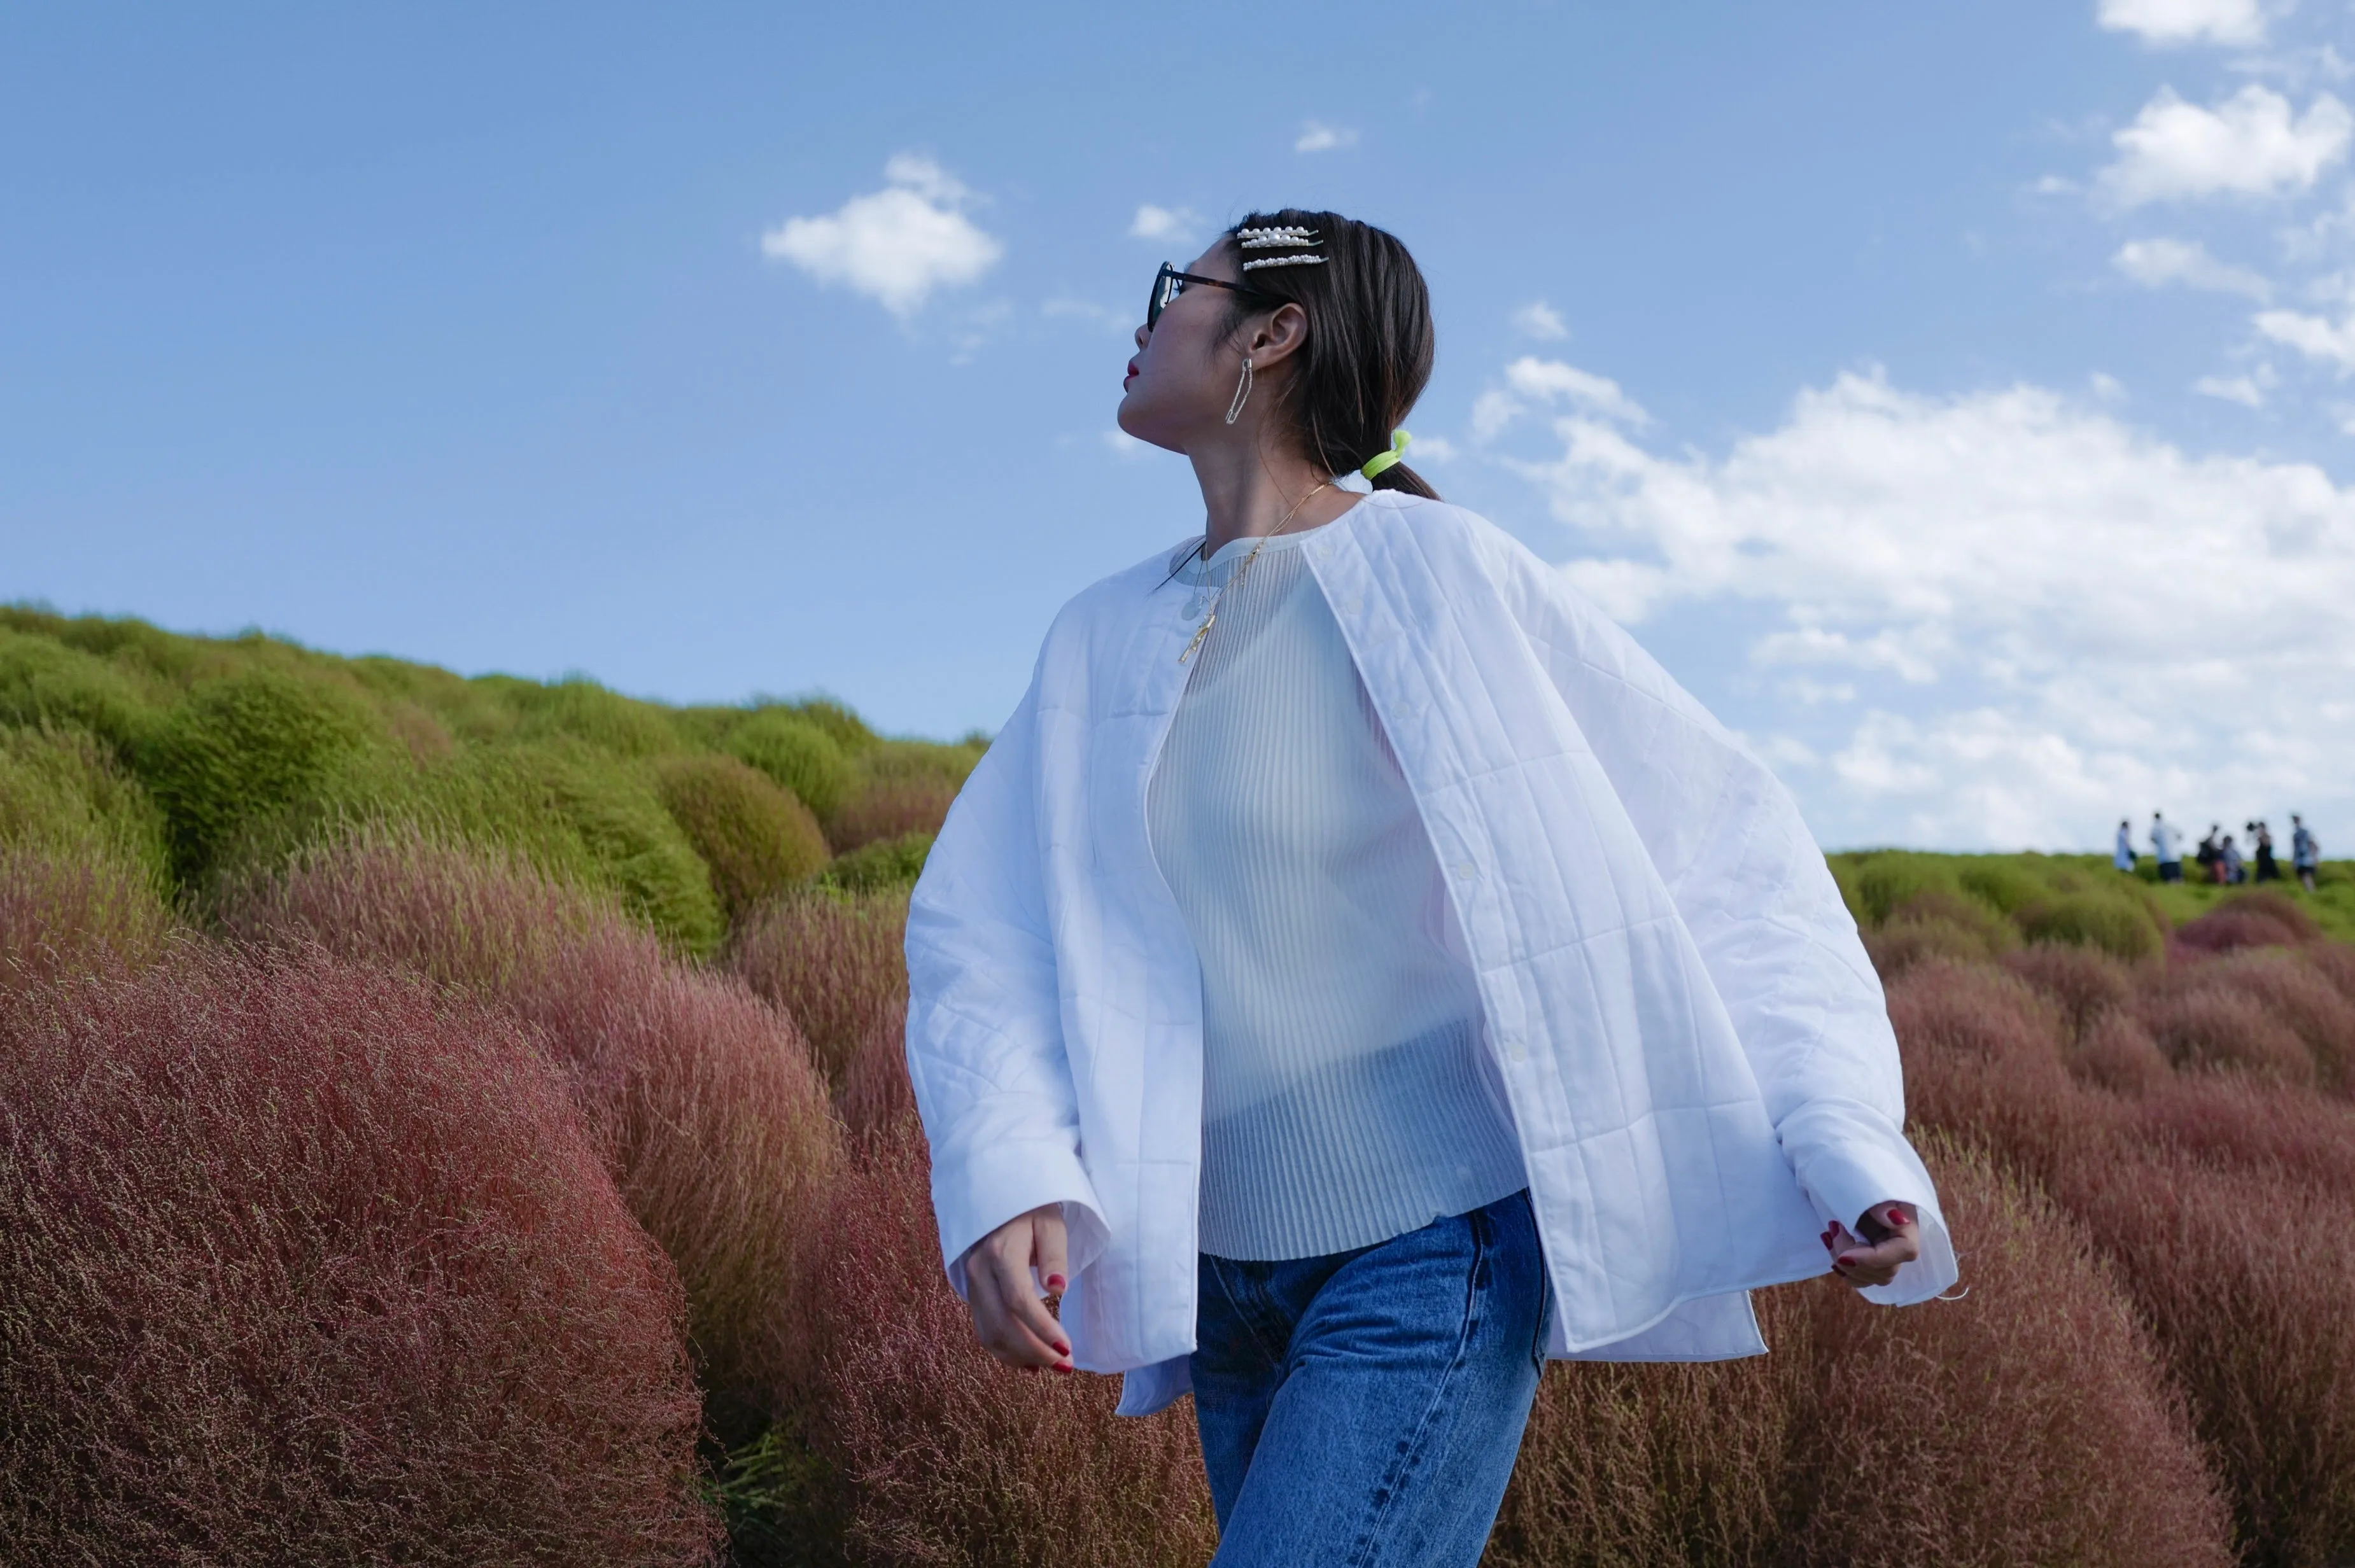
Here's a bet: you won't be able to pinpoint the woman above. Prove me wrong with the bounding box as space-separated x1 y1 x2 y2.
906 210 1957 1565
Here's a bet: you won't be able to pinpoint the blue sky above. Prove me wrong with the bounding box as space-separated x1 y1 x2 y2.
5 1 2351 850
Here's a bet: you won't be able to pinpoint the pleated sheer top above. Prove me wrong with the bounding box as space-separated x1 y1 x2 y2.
1147 526 1527 1261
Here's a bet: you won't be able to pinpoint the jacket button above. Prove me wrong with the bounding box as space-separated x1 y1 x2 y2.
1505 1037 1529 1063
1453 862 1475 879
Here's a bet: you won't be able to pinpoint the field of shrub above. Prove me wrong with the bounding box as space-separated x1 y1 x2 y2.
4 605 2354 1565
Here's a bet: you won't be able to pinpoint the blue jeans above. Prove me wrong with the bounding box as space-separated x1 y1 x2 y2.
1190 1189 1551 1567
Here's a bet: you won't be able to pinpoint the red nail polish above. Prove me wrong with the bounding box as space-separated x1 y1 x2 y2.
1046 1274 1067 1292
1054 1342 1071 1356
1886 1208 1911 1228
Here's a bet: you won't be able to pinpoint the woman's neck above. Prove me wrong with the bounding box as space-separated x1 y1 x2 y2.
1190 436 1360 555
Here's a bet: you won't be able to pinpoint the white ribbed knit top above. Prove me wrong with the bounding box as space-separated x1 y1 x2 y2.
1147 526 1527 1261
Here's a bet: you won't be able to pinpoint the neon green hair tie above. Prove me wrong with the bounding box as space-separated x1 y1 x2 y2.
1360 428 1412 480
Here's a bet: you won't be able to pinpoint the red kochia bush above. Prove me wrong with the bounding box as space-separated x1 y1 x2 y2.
0 947 717 1565
2132 948 2355 1091
2003 941 2135 1044
728 888 908 1085
1882 958 2090 1170
2144 984 2317 1086
2177 949 2355 1092
1779 1135 2233 1568
2116 1074 2355 1200
839 991 916 1142
2311 942 2355 1006
2075 1007 2172 1092
828 774 960 855
2043 1140 2355 1565
2173 890 2319 956
1490 1303 1801 1564
220 834 842 1424
806 1124 1217 1567
0 846 171 995
1489 1136 2234 1568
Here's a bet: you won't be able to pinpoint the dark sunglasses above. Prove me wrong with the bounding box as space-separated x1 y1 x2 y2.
1146 262 1274 330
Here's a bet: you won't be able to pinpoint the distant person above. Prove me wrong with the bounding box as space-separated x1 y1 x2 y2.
2252 820 2281 884
906 209 1955 1564
2221 834 2246 885
2114 818 2137 872
2152 813 2183 883
2197 824 2223 884
2294 815 2321 892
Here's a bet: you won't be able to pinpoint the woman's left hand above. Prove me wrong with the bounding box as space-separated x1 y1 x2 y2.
1822 1201 1920 1289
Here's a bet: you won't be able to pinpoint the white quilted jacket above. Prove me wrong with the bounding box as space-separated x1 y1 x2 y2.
906 491 1958 1417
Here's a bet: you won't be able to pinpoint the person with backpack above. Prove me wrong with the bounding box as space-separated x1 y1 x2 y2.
2197 825 2223 885
2294 815 2321 893
2114 819 2137 873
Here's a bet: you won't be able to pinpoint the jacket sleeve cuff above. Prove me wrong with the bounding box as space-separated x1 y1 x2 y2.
1780 1103 1960 1308
932 1135 1109 1301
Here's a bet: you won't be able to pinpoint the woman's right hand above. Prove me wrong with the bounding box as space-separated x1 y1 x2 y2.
962 1204 1074 1373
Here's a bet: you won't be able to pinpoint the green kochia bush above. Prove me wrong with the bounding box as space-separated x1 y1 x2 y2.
137 669 390 884
503 676 684 759
271 741 726 956
1957 859 2049 917
777 696 877 756
1846 853 1970 928
653 754 830 919
0 606 218 691
2018 892 2164 964
0 727 169 890
730 711 857 827
820 831 934 895
0 629 165 759
1834 850 2172 968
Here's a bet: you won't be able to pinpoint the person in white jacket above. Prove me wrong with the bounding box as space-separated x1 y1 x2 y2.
905 209 1957 1567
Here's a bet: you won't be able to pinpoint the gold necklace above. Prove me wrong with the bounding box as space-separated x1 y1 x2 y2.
1178 479 1334 664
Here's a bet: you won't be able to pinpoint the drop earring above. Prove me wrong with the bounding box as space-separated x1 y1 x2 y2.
1225 356 1254 424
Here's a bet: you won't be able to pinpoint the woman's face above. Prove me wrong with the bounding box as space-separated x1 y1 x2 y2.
1116 241 1247 453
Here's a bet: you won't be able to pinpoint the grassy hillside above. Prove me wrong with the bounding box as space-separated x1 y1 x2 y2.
0 606 982 952
9 605 2355 1567
1830 848 2355 955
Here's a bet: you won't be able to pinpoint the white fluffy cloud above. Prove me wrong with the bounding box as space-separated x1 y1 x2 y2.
1473 356 1649 442
1295 121 1358 153
1129 204 1202 242
2097 85 2351 207
2255 305 2355 369
761 155 1003 318
2112 235 2273 297
1512 300 1569 340
2193 369 2271 404
2096 0 2270 47
1510 368 2355 847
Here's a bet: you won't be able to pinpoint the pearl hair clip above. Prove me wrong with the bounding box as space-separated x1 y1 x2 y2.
1236 226 1321 248
1236 224 1328 270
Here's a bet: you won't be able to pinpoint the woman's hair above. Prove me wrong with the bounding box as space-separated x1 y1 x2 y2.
1217 208 1439 499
